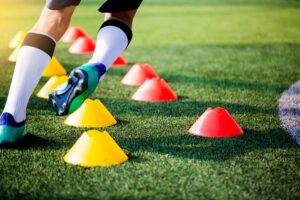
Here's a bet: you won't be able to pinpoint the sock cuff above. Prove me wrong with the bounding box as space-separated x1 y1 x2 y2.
100 19 132 45
92 63 107 80
29 31 57 43
0 112 26 127
21 32 56 57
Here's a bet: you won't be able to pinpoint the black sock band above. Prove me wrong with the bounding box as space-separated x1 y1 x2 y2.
100 19 133 45
99 0 143 13
21 32 56 57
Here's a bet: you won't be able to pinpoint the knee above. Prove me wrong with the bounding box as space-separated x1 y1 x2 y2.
32 6 75 40
42 7 73 30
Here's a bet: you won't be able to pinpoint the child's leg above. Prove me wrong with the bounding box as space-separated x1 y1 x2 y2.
0 4 77 144
49 0 142 115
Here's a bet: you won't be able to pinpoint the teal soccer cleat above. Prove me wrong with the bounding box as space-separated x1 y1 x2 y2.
0 113 26 145
48 63 105 116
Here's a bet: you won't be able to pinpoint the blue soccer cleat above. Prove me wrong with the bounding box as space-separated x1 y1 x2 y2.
48 63 105 116
0 113 26 144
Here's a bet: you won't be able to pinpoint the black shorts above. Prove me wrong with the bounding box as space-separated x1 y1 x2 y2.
46 0 143 12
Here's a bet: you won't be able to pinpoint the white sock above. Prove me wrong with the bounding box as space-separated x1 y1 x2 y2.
88 19 132 79
3 32 56 122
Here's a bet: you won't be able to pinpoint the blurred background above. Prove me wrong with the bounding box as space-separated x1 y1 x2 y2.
0 1 299 199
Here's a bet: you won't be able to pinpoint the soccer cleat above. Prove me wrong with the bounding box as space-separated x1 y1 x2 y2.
0 113 26 144
48 63 101 116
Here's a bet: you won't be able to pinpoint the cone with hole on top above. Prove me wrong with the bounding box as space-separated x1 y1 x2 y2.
9 31 26 48
64 99 117 128
188 107 244 138
42 56 67 77
37 75 68 99
8 46 20 62
68 36 95 54
112 55 128 67
121 64 159 86
132 78 178 102
61 26 87 43
64 130 128 167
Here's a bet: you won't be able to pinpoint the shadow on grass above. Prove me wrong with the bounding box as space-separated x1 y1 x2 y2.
0 93 277 118
4 123 293 162
0 132 65 150
107 67 287 93
0 122 293 162
126 152 148 163
101 98 276 117
162 73 286 93
120 128 296 161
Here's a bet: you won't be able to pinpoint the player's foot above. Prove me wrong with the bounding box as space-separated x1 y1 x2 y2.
48 63 99 116
0 113 26 144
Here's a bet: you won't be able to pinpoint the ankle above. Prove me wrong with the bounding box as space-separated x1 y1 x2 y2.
1 111 26 123
0 112 26 126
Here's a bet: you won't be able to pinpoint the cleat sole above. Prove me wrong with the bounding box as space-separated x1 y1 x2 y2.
48 69 88 116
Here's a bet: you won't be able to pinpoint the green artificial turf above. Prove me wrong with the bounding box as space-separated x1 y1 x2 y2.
0 0 300 199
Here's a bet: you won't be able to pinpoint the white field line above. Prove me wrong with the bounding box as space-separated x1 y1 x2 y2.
278 81 300 145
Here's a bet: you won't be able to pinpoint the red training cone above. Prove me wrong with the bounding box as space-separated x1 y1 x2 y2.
68 36 95 54
61 27 87 43
121 64 159 86
188 107 244 138
112 55 128 67
132 78 177 102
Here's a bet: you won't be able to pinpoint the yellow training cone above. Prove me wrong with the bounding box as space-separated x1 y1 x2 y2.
9 31 26 48
37 75 68 99
65 99 117 128
42 57 67 77
8 46 20 62
64 130 128 167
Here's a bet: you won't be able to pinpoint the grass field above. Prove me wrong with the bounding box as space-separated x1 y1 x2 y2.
0 0 300 199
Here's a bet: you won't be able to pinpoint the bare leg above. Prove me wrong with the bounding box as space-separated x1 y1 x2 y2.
31 6 76 41
104 9 138 28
